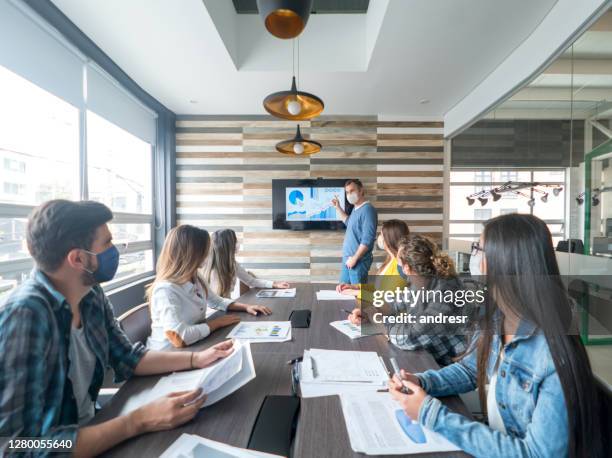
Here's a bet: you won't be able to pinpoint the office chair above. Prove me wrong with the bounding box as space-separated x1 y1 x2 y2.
118 302 152 346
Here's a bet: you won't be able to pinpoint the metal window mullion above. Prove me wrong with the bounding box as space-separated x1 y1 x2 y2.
79 65 88 200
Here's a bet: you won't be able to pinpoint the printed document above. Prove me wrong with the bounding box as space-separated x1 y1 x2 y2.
120 341 255 414
256 288 296 298
316 290 356 301
330 320 364 339
226 321 292 343
160 433 283 458
340 392 460 455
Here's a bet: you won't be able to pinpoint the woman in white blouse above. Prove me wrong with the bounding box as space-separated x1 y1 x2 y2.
201 229 290 299
146 225 271 350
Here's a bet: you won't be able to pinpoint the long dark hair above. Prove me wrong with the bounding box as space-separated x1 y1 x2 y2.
201 229 238 297
478 214 603 457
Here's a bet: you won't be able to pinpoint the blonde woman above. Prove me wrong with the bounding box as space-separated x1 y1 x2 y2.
201 229 290 299
146 225 271 350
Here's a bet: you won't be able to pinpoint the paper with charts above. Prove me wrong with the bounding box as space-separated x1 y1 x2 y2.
120 341 255 415
226 321 292 343
160 433 283 458
330 320 364 339
255 288 296 298
340 392 460 455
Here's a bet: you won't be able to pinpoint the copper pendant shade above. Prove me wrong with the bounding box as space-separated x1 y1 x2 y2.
256 0 314 39
276 125 321 156
264 76 324 120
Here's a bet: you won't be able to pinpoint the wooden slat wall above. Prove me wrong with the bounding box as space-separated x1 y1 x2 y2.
175 115 444 283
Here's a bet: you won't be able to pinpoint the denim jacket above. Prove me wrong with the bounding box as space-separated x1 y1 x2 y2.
416 319 568 458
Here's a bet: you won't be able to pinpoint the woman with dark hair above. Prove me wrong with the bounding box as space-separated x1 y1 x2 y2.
389 214 606 457
147 225 271 350
338 219 409 302
201 229 290 299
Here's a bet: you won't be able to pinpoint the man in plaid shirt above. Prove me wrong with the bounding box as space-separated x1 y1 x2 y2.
0 200 234 456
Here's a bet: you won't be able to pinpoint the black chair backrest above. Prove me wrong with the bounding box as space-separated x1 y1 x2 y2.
118 303 152 346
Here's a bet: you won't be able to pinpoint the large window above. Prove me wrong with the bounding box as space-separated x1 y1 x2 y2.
0 65 155 297
449 169 566 243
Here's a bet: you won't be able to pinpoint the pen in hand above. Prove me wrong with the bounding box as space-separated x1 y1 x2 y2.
390 357 412 395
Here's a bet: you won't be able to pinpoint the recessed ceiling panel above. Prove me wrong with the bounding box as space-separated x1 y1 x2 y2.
232 0 370 14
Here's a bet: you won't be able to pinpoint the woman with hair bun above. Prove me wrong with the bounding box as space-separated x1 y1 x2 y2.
386 234 472 366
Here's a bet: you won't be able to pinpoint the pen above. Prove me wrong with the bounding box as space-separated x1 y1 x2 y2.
390 357 412 395
286 356 303 365
341 308 353 315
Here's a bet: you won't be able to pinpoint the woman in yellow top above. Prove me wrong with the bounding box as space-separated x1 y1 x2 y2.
337 219 409 319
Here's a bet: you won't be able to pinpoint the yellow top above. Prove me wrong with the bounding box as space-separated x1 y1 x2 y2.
357 257 407 303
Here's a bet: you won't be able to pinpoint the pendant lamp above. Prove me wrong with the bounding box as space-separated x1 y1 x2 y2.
263 39 324 120
276 125 321 156
256 0 313 39
264 76 324 120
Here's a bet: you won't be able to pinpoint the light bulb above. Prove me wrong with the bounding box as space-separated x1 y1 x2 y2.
287 100 302 116
293 143 304 155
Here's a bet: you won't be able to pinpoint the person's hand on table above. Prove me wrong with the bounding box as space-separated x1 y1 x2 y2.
207 314 240 332
129 389 206 434
336 283 357 293
388 372 426 421
245 304 272 316
345 256 357 269
192 339 235 368
273 281 290 289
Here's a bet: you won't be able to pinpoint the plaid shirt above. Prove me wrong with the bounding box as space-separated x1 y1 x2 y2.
0 270 147 456
385 277 471 366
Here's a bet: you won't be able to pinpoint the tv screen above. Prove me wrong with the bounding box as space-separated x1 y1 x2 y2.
272 179 352 230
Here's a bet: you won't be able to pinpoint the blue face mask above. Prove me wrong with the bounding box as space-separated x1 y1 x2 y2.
84 245 120 283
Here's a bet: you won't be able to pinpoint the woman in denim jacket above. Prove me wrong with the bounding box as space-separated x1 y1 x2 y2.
389 214 606 458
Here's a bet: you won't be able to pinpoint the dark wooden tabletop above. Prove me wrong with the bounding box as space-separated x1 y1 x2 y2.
95 283 471 458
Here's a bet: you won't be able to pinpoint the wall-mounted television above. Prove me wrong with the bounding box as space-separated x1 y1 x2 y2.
272 179 352 230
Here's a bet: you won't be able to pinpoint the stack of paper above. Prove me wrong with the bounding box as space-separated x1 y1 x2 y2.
340 392 460 455
160 433 283 458
316 290 356 301
298 349 389 398
330 320 364 339
120 341 255 415
226 321 292 343
256 288 296 298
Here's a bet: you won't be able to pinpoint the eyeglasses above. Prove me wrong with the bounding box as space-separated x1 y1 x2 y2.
471 241 485 255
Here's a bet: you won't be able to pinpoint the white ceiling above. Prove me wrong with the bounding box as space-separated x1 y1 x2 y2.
495 10 612 119
51 0 558 117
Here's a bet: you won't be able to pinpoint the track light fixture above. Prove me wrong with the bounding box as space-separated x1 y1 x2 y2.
465 181 563 208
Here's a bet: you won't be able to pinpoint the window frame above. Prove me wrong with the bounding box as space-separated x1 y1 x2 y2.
0 67 157 295
449 168 566 240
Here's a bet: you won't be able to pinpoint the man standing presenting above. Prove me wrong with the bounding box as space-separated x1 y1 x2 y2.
331 179 378 285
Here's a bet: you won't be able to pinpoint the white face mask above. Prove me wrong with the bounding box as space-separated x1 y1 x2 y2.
347 192 359 205
469 251 483 277
377 234 385 251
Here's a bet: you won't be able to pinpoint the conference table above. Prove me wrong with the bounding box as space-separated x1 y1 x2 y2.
95 283 471 458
